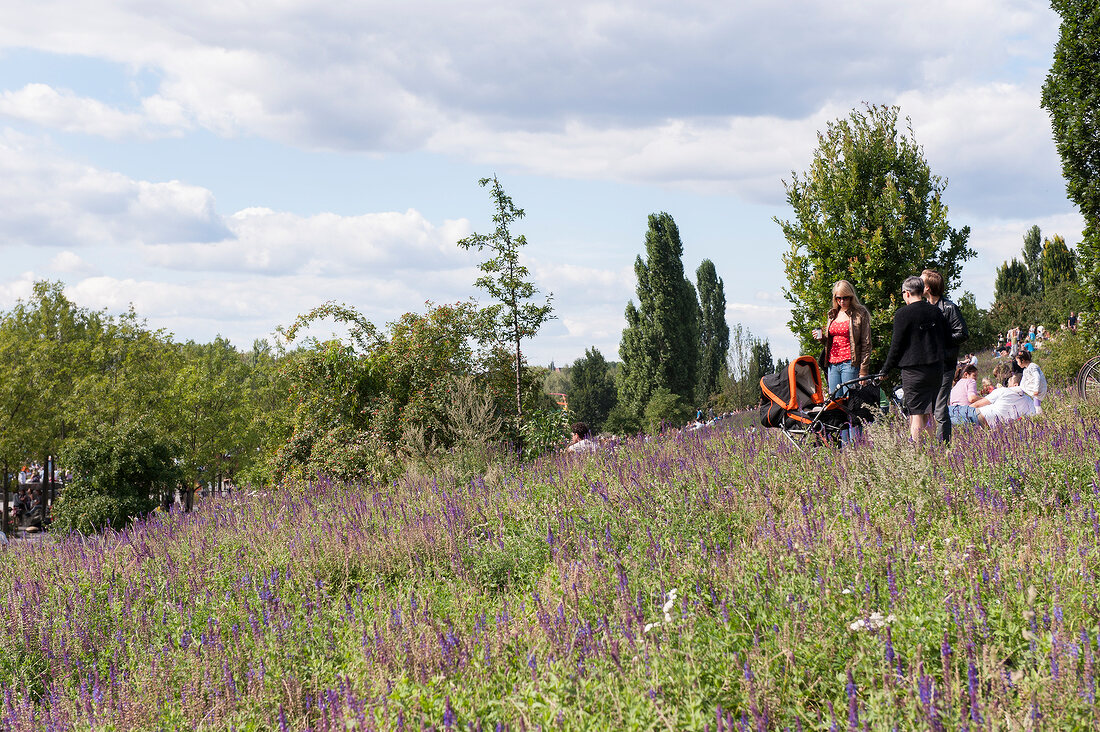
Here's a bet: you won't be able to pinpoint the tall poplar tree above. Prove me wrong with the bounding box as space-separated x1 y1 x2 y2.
696 259 729 402
618 213 700 417
1041 234 1077 289
1023 225 1044 295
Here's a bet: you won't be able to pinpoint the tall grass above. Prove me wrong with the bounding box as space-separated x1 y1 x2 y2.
1 397 1099 729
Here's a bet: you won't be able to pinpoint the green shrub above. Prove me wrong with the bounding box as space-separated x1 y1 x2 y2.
1037 327 1090 386
643 387 693 432
53 421 182 534
520 407 570 459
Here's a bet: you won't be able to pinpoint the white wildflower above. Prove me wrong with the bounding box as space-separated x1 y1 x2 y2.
644 623 659 633
850 611 896 632
842 588 852 595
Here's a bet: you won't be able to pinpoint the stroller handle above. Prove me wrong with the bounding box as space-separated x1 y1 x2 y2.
829 372 885 398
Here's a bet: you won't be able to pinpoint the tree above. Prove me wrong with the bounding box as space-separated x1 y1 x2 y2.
619 213 701 417
956 292 996 351
275 301 482 481
751 339 774 379
457 176 554 424
1023 225 1044 295
1041 234 1077 289
994 259 1031 301
1041 0 1100 298
718 324 768 410
53 420 182 534
569 348 617 432
696 259 729 403
988 294 1043 337
170 338 254 490
778 104 974 364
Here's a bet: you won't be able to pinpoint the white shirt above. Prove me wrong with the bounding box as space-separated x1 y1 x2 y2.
977 387 1037 426
1019 363 1047 402
567 438 596 453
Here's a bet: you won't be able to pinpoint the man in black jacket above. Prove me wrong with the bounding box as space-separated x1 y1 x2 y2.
922 269 968 445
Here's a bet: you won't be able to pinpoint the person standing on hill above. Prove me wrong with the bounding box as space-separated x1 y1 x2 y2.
812 279 873 395
812 280 872 444
881 276 951 442
922 269 968 445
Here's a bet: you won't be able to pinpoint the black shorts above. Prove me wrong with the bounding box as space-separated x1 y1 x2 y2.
901 364 943 415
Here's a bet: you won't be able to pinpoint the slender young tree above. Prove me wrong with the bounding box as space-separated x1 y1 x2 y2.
457 176 554 422
696 259 729 402
619 213 700 417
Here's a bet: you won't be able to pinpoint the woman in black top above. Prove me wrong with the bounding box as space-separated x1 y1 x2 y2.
881 276 950 441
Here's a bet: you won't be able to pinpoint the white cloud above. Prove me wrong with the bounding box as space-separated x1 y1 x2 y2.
0 83 176 138
0 130 227 247
48 250 97 274
0 0 1069 221
142 207 471 275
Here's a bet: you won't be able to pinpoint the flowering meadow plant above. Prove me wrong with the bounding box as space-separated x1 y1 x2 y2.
1 399 1100 729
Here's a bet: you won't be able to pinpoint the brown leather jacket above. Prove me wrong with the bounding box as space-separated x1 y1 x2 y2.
819 307 872 376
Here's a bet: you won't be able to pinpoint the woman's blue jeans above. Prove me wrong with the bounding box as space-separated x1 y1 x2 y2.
827 361 860 444
827 361 859 397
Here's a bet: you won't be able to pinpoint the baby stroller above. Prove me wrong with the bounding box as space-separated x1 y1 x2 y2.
759 356 882 450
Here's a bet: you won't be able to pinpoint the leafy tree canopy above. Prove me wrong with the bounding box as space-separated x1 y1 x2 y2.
994 259 1031 302
1042 0 1100 297
778 103 974 365
568 347 617 433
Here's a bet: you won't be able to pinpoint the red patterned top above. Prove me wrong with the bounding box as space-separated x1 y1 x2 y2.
828 319 852 364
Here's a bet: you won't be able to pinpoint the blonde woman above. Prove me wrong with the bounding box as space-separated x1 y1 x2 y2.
813 280 873 397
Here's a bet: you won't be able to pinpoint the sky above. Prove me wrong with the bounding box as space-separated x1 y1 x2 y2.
0 0 1084 365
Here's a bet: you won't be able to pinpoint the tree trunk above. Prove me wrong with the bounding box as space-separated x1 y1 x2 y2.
2 462 7 536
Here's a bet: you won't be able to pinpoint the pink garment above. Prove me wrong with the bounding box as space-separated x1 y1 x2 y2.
949 377 976 406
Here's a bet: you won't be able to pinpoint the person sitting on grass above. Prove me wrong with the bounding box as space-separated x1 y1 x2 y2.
1015 349 1047 410
952 374 1037 428
567 422 597 452
948 364 980 425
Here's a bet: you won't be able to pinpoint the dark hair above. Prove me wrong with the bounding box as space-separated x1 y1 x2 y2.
571 422 589 439
921 269 944 298
1016 350 1032 364
953 363 978 385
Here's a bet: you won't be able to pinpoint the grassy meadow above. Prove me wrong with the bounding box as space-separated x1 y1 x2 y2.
2 394 1100 730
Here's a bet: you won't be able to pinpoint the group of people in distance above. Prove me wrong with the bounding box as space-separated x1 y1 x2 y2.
814 269 1045 445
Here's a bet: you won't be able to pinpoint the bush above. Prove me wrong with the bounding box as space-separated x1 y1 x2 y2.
603 403 642 436
643 387 693 433
53 421 182 534
520 408 570 459
1037 328 1091 386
